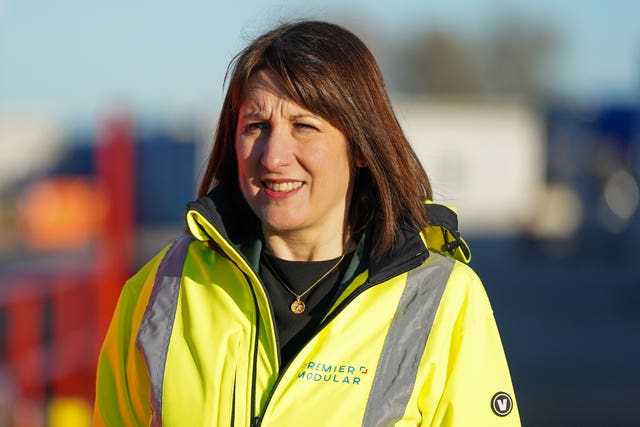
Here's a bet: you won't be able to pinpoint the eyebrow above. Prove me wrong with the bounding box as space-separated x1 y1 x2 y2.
239 111 321 122
289 113 319 121
240 111 264 120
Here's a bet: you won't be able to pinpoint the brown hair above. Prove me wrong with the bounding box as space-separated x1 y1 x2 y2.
198 20 432 259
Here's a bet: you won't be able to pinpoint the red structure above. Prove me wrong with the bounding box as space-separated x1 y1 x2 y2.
94 112 135 347
0 111 135 425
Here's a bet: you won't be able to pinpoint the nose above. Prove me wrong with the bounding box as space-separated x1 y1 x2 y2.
260 127 293 170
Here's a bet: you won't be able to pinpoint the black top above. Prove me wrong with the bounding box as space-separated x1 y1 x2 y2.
260 250 354 368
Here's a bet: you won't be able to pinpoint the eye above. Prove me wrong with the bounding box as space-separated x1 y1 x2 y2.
242 122 269 134
294 122 318 132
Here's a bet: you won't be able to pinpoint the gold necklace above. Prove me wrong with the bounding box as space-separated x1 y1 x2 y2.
262 251 347 314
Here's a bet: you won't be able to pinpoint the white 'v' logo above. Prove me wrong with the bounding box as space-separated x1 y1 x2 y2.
491 392 513 416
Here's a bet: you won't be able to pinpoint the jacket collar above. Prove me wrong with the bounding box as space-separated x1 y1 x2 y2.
366 214 429 284
185 185 467 284
186 181 261 247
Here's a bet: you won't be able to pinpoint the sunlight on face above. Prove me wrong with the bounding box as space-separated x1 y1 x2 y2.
235 70 354 248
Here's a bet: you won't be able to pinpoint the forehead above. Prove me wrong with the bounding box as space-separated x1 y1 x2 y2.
242 70 290 105
238 69 330 123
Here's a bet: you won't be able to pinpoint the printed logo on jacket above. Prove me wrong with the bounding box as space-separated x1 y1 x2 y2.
297 361 369 385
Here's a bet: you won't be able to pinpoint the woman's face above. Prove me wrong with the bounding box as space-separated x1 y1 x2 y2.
235 69 354 244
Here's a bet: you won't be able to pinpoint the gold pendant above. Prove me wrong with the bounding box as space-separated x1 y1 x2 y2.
290 299 306 314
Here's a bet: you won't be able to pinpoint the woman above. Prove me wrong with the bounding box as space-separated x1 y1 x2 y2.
94 20 520 426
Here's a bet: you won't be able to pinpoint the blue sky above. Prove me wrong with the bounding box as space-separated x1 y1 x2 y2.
1 0 639 128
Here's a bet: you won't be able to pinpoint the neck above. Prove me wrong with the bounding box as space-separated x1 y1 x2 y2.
263 228 348 261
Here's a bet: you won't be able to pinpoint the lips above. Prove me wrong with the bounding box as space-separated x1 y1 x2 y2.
262 180 304 199
264 181 303 192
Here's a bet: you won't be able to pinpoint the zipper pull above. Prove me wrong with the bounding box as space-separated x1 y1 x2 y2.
251 417 262 427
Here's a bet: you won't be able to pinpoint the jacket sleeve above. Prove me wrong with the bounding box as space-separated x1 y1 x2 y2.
92 250 167 426
419 262 521 426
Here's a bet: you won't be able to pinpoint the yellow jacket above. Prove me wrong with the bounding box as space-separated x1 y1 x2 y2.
94 190 520 426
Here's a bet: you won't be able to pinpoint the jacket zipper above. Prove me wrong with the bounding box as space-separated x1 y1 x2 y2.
241 270 263 427
188 203 277 427
230 376 236 427
242 265 285 427
200 239 278 427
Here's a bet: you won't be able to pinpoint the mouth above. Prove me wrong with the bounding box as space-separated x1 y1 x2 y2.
262 180 304 199
263 181 303 192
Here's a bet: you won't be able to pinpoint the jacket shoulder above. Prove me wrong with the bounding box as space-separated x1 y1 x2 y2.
119 236 193 309
422 202 472 264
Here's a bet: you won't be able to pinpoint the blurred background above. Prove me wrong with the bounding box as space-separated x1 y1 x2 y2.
1 0 639 425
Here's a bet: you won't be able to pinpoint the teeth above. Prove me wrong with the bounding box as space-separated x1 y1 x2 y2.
265 181 303 192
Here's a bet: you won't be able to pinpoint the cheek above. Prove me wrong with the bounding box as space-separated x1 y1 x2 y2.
234 140 252 195
237 165 256 209
326 147 352 180
236 157 252 193
235 137 253 174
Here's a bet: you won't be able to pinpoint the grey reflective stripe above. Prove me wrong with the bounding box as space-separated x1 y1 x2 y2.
136 235 192 427
361 254 454 427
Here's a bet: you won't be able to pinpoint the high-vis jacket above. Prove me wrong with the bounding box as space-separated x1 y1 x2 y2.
93 188 521 426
